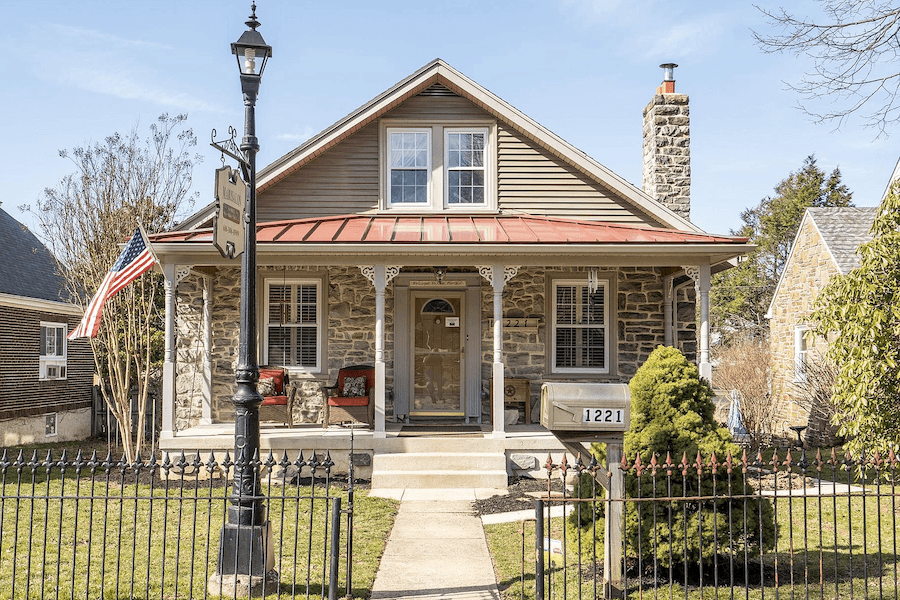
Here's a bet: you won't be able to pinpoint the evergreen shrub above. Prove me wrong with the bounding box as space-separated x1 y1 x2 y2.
572 346 775 568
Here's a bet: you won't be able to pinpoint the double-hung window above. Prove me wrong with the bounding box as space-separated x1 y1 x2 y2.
383 125 493 211
445 129 486 205
551 280 609 374
265 279 322 371
387 128 431 206
40 322 67 380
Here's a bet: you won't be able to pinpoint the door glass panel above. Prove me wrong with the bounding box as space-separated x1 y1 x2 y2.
412 296 462 413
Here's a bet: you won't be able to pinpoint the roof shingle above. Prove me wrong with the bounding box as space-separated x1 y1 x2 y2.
0 207 69 303
808 207 879 274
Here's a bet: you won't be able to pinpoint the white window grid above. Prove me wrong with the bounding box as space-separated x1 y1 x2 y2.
387 128 431 206
444 128 488 207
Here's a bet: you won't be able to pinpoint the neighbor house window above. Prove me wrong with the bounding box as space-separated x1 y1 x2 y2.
387 128 431 206
794 325 809 383
40 322 67 380
264 279 323 371
445 129 486 206
551 280 609 374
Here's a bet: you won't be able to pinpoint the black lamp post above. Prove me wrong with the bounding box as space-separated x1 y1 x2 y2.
211 3 274 593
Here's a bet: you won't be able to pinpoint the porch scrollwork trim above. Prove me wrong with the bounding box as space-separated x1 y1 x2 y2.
682 265 700 290
359 265 401 287
476 265 520 286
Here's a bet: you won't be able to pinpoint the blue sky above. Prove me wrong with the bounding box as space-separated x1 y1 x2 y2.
2 0 896 237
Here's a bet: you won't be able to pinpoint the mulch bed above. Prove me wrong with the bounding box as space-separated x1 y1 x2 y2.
474 476 567 516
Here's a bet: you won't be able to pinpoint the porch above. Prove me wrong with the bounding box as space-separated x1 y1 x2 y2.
152 215 749 463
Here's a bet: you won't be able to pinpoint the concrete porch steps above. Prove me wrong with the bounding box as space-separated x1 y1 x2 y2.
371 451 509 489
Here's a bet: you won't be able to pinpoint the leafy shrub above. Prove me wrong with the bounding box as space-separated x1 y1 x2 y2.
572 347 775 568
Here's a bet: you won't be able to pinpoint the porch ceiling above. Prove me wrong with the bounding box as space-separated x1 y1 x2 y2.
151 214 751 267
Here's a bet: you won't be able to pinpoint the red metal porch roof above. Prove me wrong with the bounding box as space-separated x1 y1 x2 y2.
153 215 746 245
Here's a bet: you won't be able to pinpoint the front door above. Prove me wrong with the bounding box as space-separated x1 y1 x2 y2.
410 292 465 417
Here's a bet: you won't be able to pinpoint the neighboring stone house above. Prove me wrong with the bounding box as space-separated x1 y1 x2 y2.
0 206 94 445
150 59 749 464
767 206 878 445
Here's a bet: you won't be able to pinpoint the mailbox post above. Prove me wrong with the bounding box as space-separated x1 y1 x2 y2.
540 383 629 599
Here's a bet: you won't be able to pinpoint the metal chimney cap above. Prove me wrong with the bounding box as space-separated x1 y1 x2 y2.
659 63 678 81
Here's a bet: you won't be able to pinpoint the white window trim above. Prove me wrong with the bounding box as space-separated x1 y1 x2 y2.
794 325 810 383
443 126 493 210
380 122 497 213
385 127 432 209
40 322 68 381
45 413 58 437
550 279 610 375
263 278 324 374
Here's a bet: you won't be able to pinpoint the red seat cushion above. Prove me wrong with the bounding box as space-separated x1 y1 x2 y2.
261 395 288 406
328 396 369 407
258 368 285 395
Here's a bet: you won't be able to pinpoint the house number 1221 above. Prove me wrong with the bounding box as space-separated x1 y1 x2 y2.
582 408 624 424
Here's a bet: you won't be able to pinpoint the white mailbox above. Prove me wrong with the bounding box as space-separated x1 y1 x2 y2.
540 383 631 432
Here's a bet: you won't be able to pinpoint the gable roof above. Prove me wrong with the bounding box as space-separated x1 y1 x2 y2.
255 59 703 234
766 206 877 319
0 206 69 303
808 207 878 274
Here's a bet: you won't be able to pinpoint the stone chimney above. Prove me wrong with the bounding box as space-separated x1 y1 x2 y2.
642 63 691 221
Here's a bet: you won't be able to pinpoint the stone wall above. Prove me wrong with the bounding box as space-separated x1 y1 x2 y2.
175 265 692 426
174 274 208 430
642 93 691 221
175 266 394 428
768 219 840 445
481 267 689 419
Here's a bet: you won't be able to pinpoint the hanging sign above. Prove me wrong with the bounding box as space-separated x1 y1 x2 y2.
213 166 247 259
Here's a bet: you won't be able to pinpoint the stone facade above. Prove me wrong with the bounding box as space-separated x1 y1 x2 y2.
642 93 691 221
768 219 839 444
174 274 209 430
176 266 392 428
485 266 693 418
174 265 695 428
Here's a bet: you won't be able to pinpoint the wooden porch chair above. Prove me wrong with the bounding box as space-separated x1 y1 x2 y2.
257 367 296 427
322 365 375 428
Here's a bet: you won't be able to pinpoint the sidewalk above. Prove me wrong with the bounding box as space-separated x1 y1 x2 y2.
369 489 502 599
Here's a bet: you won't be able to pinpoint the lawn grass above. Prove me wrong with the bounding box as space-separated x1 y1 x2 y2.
0 444 398 600
486 493 899 599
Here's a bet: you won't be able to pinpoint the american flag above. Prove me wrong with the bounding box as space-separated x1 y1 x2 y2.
69 227 157 339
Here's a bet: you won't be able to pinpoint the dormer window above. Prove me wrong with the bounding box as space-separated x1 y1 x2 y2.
382 123 495 212
389 129 431 205
446 130 485 205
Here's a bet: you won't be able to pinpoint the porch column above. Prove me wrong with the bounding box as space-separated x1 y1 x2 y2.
201 275 213 425
684 265 712 383
478 265 519 438
160 263 177 441
663 275 674 347
360 265 401 438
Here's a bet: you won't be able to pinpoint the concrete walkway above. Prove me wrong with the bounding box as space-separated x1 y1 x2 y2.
370 490 502 599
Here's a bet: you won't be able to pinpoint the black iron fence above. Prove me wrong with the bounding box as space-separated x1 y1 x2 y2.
0 448 357 600
529 447 899 599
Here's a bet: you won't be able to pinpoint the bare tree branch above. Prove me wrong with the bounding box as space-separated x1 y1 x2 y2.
22 114 200 461
754 1 900 135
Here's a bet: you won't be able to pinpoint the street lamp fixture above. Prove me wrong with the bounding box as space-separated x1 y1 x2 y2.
210 3 275 595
